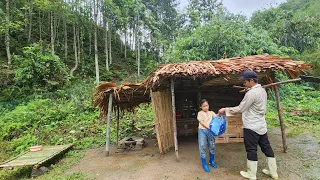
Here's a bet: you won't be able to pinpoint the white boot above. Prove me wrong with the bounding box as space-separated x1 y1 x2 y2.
240 160 257 180
262 157 278 179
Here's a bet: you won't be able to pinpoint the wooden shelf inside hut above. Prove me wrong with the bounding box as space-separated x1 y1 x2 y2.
175 82 198 137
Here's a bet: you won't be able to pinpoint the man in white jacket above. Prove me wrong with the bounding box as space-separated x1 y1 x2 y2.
218 70 278 180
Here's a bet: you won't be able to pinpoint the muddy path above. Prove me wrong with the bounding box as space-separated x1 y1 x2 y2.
64 128 320 180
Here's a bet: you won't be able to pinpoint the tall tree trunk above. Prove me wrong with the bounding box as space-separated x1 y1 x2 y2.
120 32 122 54
64 18 68 60
81 28 84 71
5 0 11 66
108 23 112 65
137 13 140 78
132 28 134 50
104 19 109 71
88 0 92 56
77 26 81 69
89 23 92 55
134 23 137 60
28 0 33 42
144 25 147 57
50 11 55 55
150 33 154 60
135 24 137 63
137 37 140 78
130 28 133 49
54 12 60 47
124 29 127 59
70 25 78 76
94 0 99 83
39 11 42 48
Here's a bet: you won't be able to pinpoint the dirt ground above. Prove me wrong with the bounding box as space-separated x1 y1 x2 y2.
65 129 320 180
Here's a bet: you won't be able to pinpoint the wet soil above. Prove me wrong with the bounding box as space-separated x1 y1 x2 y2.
64 128 320 180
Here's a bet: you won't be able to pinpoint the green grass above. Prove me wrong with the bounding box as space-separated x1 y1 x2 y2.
0 166 31 180
33 151 88 180
0 80 155 180
266 81 320 139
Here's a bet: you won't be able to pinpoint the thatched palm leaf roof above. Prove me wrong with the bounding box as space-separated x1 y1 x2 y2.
143 55 311 89
94 55 311 115
93 82 150 115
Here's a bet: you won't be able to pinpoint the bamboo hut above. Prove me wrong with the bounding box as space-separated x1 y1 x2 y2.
94 54 311 159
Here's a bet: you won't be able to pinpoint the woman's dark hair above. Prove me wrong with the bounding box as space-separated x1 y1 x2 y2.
200 99 208 107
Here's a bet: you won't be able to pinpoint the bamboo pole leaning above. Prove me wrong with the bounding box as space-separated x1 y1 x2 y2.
274 85 288 153
105 94 113 156
171 78 179 161
234 78 302 92
116 105 120 146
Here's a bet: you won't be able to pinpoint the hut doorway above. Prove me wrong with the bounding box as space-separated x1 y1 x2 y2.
173 78 245 143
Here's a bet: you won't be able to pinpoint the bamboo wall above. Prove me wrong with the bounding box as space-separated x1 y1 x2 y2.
151 89 174 154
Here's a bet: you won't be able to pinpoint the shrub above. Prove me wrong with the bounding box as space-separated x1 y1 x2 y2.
13 44 70 94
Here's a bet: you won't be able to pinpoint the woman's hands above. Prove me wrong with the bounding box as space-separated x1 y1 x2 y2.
218 108 226 116
199 121 210 129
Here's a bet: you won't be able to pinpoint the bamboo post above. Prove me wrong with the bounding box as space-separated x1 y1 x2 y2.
170 78 179 161
105 94 113 156
274 85 287 153
116 105 120 146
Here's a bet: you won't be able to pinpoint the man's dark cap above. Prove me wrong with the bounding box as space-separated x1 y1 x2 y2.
239 70 258 81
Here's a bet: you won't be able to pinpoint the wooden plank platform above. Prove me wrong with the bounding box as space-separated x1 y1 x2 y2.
0 144 72 168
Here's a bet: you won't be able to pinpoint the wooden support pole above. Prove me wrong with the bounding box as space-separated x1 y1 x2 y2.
274 85 288 153
116 105 120 146
105 94 113 156
170 78 179 161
